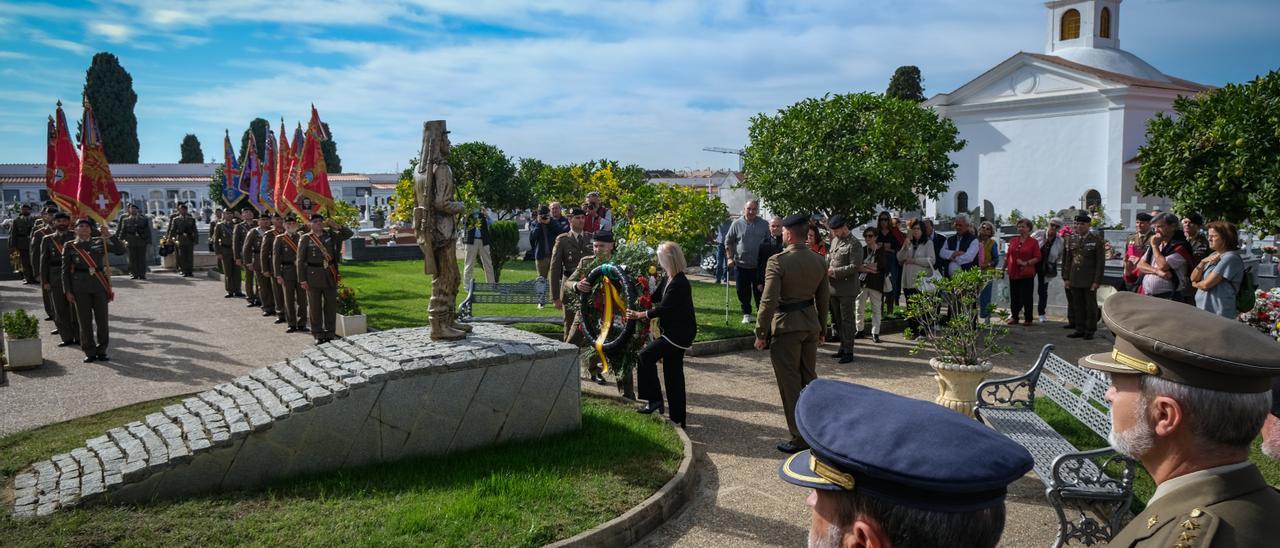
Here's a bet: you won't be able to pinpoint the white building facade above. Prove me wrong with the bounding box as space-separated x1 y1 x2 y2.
923 0 1209 228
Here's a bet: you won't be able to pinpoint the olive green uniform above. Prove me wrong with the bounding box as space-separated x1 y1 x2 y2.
62 235 124 358
30 224 55 319
39 229 78 345
273 231 308 330
1062 230 1106 335
233 222 256 302
242 226 276 315
1108 463 1280 547
756 243 831 444
116 212 151 278
564 253 634 397
212 219 241 295
261 227 285 323
549 230 593 341
826 234 863 356
167 213 198 276
11 213 36 282
296 227 353 341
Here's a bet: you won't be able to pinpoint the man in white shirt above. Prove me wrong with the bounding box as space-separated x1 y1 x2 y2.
938 214 978 276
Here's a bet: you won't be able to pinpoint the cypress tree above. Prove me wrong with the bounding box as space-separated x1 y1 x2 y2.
82 52 140 163
238 118 270 162
886 65 927 102
180 134 204 163
320 122 342 173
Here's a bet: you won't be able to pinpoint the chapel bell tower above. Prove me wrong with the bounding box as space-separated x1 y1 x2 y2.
1045 0 1121 54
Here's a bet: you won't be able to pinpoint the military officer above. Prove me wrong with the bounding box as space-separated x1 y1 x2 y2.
62 219 124 362
166 202 198 277
1122 211 1153 290
38 213 78 346
297 214 353 343
754 213 830 454
242 215 277 317
824 215 862 364
264 214 287 325
116 203 151 280
273 214 308 333
565 230 627 393
212 209 243 297
1062 213 1105 340
31 206 58 321
1079 293 1280 546
549 207 593 341
11 203 37 283
233 208 258 306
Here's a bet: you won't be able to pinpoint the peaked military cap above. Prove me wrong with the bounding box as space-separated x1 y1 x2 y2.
1135 212 1152 222
568 207 586 216
310 214 325 221
75 218 94 227
1074 213 1092 223
284 214 299 222
827 214 847 230
1080 292 1280 393
779 380 1034 512
781 214 809 228
593 230 614 243
20 203 31 210
53 212 70 220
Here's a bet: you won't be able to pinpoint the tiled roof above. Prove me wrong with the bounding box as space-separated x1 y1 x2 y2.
1025 53 1212 93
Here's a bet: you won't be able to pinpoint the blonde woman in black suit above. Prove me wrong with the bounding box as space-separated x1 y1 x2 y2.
627 241 697 428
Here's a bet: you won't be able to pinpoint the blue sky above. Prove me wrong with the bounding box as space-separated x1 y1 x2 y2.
0 0 1277 173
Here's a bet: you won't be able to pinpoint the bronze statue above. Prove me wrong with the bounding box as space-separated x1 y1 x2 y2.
413 120 470 340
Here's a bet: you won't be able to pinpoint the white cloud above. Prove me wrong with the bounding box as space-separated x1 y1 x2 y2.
0 50 30 59
31 35 91 56
89 22 134 43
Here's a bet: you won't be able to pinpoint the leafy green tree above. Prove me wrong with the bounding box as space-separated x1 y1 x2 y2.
513 157 548 207
82 52 139 163
531 159 647 210
451 142 519 216
886 65 926 102
330 200 361 229
321 122 342 173
209 165 224 205
180 134 204 163
624 184 729 261
742 92 963 223
534 163 581 206
1136 69 1280 234
238 118 270 162
390 158 418 224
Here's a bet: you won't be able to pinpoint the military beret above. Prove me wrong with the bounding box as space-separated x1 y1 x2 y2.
781 214 809 228
53 212 70 220
1074 213 1092 223
568 207 586 216
284 214 299 222
827 214 847 230
127 203 139 209
593 230 614 243
44 200 57 207
779 380 1033 511
1135 212 1152 222
310 214 325 221
178 202 188 209
44 207 58 215
1080 292 1280 393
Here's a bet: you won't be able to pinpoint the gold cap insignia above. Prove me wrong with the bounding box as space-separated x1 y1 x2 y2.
1147 516 1159 529
1112 349 1160 375
1189 508 1204 518
811 455 855 490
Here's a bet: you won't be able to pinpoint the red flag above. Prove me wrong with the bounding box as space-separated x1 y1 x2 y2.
274 119 289 213
48 101 82 215
72 101 122 224
282 122 303 218
292 105 334 216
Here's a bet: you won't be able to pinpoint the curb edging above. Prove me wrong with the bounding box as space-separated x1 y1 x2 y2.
545 397 697 548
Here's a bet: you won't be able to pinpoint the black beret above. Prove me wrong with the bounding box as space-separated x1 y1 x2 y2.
827 215 847 230
1081 292 1280 393
127 203 139 209
284 214 299 222
781 214 809 228
53 212 70 220
1074 213 1092 223
44 200 56 207
593 230 614 243
1135 212 1152 222
44 207 58 215
568 207 586 216
779 380 1033 511
310 214 325 221
178 202 189 209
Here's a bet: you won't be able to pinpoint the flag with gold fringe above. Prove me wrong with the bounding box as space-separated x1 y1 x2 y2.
244 131 264 213
261 128 277 213
221 130 245 207
291 105 334 217
47 101 81 215
71 101 121 224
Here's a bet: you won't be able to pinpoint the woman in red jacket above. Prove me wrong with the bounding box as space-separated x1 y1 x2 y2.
1004 218 1042 325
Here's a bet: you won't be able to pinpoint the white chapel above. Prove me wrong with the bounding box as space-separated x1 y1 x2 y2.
923 0 1210 227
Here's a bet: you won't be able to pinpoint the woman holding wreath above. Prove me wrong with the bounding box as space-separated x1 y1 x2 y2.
627 242 696 428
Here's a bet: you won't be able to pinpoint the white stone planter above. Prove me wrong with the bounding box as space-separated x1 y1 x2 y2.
336 314 367 337
3 335 43 370
928 358 994 417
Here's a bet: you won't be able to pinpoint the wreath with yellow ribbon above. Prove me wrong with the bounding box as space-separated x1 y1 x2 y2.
577 263 640 374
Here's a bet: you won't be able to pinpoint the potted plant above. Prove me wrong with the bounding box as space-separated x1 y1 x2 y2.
903 268 1010 416
335 284 366 337
2 308 43 370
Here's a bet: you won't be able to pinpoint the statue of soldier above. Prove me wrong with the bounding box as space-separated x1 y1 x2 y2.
413 120 469 341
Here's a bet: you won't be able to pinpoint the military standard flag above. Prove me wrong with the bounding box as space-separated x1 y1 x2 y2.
243 131 265 213
222 130 245 207
275 119 291 214
262 129 277 213
72 101 122 224
293 105 334 216
48 101 81 215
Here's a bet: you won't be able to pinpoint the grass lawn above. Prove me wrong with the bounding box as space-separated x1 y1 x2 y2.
340 259 756 342
0 395 682 547
1033 398 1280 512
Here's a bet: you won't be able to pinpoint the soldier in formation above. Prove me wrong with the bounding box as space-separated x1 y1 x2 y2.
273 214 308 333
116 203 151 280
31 206 58 321
242 214 277 318
233 208 258 306
264 214 287 325
166 202 198 277
62 219 123 362
11 203 36 284
297 214 353 343
38 212 77 347
549 207 592 340
212 209 243 298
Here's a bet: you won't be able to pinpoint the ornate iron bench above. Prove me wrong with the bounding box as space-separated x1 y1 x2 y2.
976 344 1138 547
456 277 562 325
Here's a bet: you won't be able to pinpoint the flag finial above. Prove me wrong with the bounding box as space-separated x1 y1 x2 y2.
56 100 62 108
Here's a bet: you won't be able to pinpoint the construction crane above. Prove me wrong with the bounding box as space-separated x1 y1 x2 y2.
702 146 744 171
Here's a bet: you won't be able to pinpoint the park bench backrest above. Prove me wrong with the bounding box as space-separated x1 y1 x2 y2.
468 278 547 305
1038 353 1113 441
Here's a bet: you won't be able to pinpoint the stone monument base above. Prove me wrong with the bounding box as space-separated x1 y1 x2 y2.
6 324 579 517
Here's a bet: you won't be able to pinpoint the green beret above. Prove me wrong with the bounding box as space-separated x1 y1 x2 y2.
1080 292 1280 393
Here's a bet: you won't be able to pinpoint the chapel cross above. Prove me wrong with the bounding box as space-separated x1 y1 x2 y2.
1120 195 1147 229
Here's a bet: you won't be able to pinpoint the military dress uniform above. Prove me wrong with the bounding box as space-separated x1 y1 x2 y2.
549 226 593 341
30 220 56 320
824 215 863 362
1062 218 1106 338
116 210 151 279
296 224 353 342
262 223 286 324
233 219 257 304
62 230 124 361
1079 293 1280 547
39 226 78 345
756 214 830 452
272 229 308 331
212 218 242 296
242 223 276 316
11 209 36 283
1123 224 1154 291
167 211 198 277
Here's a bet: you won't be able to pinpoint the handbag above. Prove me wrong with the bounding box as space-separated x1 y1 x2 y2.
919 269 942 293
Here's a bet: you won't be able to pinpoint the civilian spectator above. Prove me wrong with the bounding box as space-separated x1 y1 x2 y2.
1138 213 1191 301
806 224 827 256
939 214 978 276
1182 212 1210 301
756 217 785 293
921 218 947 273
875 211 906 313
857 227 890 343
1032 218 1064 323
724 200 771 323
975 221 1001 320
1191 221 1244 319
1004 219 1041 325
462 208 495 290
530 202 569 281
582 191 611 232
897 219 936 336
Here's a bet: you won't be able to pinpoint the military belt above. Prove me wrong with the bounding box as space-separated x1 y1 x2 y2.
779 299 816 313
307 262 325 267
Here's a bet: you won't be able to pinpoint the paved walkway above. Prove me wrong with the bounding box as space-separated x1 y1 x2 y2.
0 274 314 436
586 317 1117 547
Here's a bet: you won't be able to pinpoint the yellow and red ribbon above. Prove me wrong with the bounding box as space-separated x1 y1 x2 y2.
593 275 627 373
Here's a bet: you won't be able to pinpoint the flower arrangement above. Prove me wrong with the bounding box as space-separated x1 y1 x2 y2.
575 241 658 376
1237 287 1280 341
337 284 363 316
